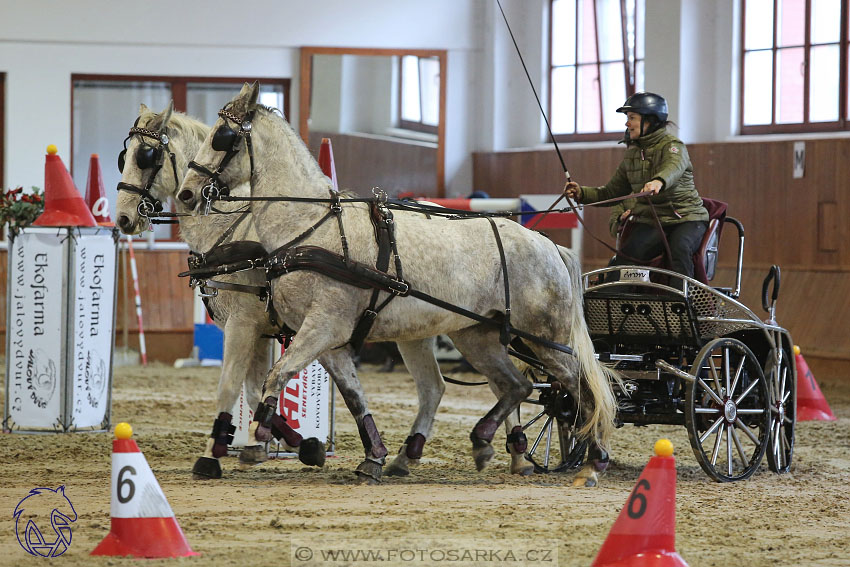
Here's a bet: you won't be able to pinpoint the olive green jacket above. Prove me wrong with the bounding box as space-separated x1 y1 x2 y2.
581 128 708 225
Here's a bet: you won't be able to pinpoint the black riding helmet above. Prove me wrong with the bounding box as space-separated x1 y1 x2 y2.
617 91 668 139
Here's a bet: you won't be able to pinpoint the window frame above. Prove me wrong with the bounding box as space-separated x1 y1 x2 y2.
739 0 849 135
70 74 290 241
1 72 5 191
549 0 644 143
397 55 441 135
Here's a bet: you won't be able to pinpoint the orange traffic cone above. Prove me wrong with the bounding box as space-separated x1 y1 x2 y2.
318 138 338 191
85 153 113 226
794 346 836 421
91 423 198 558
34 145 97 227
591 439 689 567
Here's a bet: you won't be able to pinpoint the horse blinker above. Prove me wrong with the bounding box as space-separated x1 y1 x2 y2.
212 125 238 152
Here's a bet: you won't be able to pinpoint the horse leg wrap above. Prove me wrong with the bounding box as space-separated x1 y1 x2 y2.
211 412 236 458
589 444 610 472
253 396 278 442
505 426 528 454
270 414 302 448
470 418 498 448
404 433 426 459
358 414 388 460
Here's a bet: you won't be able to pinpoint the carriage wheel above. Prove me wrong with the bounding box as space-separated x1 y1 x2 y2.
521 387 587 473
685 337 770 482
765 345 795 473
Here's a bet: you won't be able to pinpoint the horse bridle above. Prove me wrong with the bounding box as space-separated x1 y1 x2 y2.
187 107 256 215
116 118 178 218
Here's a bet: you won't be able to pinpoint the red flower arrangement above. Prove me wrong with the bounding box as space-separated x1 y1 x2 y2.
1 186 45 236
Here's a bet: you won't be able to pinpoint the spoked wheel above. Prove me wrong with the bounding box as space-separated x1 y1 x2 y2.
685 337 770 482
765 344 795 473
520 384 587 473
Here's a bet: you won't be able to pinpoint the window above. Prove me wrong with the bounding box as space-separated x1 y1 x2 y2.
398 55 440 134
550 0 645 141
741 0 848 134
71 75 289 240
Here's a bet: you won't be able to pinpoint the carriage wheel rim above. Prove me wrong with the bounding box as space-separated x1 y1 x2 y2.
686 338 770 482
766 346 795 473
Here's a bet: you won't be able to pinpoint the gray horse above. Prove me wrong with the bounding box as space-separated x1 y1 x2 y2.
177 83 621 487
114 103 498 482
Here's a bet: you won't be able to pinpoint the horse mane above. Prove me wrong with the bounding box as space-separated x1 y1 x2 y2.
143 110 209 141
249 104 348 195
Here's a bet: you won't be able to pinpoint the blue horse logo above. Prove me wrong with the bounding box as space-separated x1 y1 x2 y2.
13 486 77 557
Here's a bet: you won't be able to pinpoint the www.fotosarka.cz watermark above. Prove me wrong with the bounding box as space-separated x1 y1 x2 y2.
291 537 557 566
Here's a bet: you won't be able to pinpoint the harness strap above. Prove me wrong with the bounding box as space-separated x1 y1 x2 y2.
329 189 351 264
486 218 512 346
200 279 268 298
349 199 399 353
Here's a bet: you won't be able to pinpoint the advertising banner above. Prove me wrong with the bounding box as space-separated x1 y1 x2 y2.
4 227 117 433
5 230 68 430
69 230 117 429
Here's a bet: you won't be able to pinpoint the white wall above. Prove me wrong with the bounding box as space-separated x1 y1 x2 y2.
0 0 760 195
0 0 482 192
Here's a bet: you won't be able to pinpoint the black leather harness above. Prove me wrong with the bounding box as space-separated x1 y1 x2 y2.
178 103 574 357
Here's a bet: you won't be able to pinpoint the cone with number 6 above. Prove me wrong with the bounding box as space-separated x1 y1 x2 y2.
91 423 198 558
591 439 688 567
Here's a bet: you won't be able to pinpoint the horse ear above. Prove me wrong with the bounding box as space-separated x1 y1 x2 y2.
248 81 260 106
159 100 174 130
139 103 150 115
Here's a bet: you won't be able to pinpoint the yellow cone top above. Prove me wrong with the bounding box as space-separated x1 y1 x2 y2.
654 438 674 457
46 144 58 155
793 345 801 355
114 422 133 440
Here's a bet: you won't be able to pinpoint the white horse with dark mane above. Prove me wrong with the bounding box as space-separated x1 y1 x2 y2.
114 103 503 483
177 83 621 486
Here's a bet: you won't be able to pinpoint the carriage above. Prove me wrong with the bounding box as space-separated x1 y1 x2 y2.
519 201 796 482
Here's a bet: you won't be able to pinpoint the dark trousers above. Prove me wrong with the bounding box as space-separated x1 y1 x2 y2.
612 221 708 278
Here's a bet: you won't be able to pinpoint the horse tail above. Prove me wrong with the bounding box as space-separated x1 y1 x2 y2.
556 245 622 449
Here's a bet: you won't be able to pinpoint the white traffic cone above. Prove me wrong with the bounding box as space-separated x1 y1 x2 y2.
91 422 198 558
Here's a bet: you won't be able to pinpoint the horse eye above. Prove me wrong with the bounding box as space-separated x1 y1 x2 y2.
117 150 126 173
212 126 237 152
135 145 160 169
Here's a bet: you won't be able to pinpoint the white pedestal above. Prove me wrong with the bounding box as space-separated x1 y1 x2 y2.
4 226 118 433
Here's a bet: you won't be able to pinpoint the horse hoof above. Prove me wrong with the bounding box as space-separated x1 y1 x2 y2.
512 463 535 476
239 445 268 466
192 457 222 480
472 443 495 471
573 472 598 488
254 424 273 442
354 460 383 484
298 438 326 467
384 461 411 477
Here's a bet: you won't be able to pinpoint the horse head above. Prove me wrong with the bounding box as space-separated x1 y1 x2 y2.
115 101 209 234
178 82 260 212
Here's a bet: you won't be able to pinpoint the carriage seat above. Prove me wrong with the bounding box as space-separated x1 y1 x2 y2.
616 198 727 286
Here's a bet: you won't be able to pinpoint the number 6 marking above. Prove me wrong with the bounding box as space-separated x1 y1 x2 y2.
117 465 137 503
627 479 650 519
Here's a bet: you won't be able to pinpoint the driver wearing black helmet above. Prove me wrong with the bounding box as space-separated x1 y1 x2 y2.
565 92 708 279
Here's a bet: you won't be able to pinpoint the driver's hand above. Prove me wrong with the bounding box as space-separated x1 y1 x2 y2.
644 179 663 195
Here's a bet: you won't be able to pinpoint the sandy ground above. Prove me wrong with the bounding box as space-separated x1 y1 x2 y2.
1 361 848 567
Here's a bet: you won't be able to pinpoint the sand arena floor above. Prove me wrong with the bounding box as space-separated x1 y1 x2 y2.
1 361 848 566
